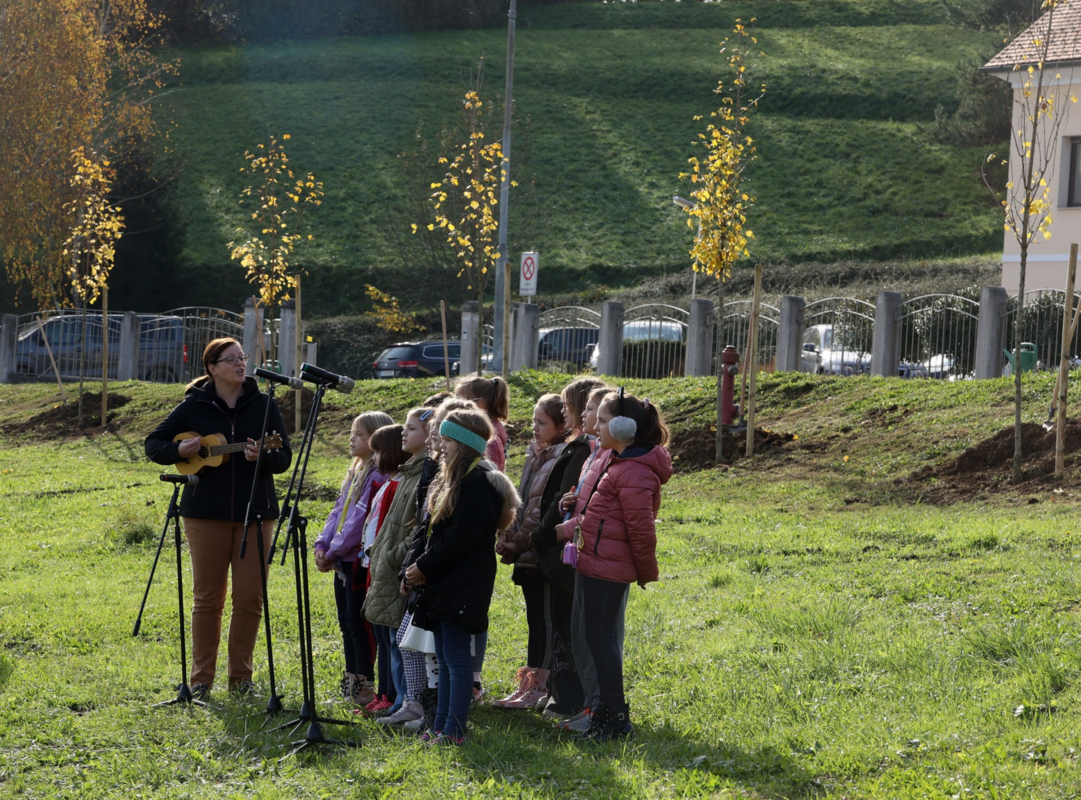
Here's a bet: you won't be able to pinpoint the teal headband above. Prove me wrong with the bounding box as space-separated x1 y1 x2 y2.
439 419 489 455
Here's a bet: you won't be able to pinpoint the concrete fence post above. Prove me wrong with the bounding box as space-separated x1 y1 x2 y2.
305 342 318 369
118 311 139 381
517 303 541 371
596 301 625 377
974 286 1009 379
278 300 297 377
507 303 521 371
460 301 480 376
243 298 264 366
776 295 807 373
685 299 714 377
0 315 16 383
871 291 903 378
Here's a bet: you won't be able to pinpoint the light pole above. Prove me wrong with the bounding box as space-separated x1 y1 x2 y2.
673 195 700 301
493 0 517 372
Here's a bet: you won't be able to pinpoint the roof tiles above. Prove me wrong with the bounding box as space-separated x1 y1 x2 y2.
983 0 1081 70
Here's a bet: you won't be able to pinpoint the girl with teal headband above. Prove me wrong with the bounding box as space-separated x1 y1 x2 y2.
403 408 519 745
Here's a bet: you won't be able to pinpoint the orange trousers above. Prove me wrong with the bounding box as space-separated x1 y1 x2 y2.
182 517 274 688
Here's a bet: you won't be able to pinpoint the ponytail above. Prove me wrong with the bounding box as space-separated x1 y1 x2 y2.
600 391 670 449
456 375 509 421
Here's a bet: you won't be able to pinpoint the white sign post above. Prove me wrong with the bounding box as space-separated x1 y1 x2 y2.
519 251 538 297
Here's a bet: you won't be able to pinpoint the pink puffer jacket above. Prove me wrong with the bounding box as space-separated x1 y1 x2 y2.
574 445 672 585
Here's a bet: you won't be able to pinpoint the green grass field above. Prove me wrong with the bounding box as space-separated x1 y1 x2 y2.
150 0 1008 315
3 372 1081 797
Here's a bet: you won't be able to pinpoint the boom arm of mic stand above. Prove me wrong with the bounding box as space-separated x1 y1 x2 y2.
272 382 327 566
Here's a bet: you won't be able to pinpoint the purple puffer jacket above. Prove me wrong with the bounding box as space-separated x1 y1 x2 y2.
314 464 387 561
574 445 672 586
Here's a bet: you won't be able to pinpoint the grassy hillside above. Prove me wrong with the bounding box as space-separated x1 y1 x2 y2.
4 374 1081 797
152 0 1007 315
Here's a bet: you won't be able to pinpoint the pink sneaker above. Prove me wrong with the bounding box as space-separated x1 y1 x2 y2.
491 667 530 709
499 667 550 710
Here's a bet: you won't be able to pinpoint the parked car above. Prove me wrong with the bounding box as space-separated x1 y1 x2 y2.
372 340 492 379
13 313 185 382
537 326 599 368
800 324 871 375
589 320 684 371
922 354 954 379
897 361 929 379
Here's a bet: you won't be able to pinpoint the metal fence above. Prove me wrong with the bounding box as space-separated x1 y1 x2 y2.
9 306 242 384
535 306 601 373
717 300 780 375
898 293 980 379
802 297 875 375
621 304 688 379
1003 290 1081 371
161 307 245 382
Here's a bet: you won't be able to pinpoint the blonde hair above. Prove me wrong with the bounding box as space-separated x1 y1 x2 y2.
349 411 394 478
427 409 493 525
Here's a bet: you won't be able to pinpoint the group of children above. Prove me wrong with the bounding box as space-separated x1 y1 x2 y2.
315 375 671 746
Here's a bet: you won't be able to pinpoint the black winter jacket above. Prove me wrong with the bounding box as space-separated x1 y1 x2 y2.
531 435 592 593
144 378 292 521
411 465 500 634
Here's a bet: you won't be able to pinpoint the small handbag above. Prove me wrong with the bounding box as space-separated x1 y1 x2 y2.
561 540 578 567
559 461 610 570
399 618 436 653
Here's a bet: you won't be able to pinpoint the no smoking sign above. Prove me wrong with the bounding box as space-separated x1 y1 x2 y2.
519 251 539 296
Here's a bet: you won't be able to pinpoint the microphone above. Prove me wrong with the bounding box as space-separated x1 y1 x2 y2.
160 473 199 485
301 363 355 393
253 366 304 390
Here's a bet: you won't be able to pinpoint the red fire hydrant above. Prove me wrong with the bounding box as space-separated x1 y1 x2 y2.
720 345 740 426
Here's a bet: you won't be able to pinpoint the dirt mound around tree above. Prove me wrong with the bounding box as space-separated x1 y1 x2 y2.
669 424 795 472
912 420 1081 501
2 392 132 438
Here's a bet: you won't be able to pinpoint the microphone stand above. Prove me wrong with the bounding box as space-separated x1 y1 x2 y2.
270 379 361 755
237 379 289 718
139 478 207 708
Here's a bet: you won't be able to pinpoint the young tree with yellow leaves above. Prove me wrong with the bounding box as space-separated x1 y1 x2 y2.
679 18 765 462
228 134 323 367
982 0 1077 484
424 88 508 374
63 147 124 425
0 0 173 311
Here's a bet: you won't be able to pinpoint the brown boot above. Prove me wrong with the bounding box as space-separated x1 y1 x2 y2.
349 675 375 706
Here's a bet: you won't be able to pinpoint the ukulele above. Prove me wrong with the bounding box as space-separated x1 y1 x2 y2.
172 431 283 475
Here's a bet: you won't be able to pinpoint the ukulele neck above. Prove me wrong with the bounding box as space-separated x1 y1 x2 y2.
207 439 260 456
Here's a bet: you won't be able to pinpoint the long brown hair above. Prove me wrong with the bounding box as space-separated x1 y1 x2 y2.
186 337 242 391
370 424 409 475
427 409 493 525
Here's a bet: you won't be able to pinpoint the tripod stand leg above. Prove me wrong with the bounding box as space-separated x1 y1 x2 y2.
153 485 207 710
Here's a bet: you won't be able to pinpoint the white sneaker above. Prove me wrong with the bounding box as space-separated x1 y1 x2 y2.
402 715 426 732
376 700 423 726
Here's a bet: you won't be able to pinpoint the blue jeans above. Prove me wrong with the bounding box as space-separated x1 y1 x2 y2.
373 624 404 707
472 630 487 675
433 620 474 738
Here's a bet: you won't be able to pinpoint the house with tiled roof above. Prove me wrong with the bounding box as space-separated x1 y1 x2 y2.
982 0 1081 293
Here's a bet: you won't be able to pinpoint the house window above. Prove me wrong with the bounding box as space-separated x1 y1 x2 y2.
1069 138 1081 207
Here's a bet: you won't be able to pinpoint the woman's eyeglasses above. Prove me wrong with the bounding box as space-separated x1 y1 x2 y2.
215 354 250 365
